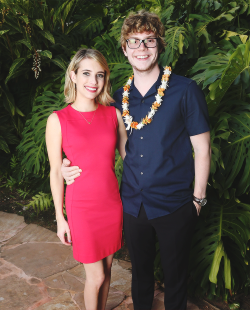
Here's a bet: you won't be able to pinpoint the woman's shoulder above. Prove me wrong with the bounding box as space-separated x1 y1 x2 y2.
99 103 116 113
53 104 71 115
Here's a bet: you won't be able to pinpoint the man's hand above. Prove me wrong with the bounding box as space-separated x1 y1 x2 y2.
61 158 82 185
193 201 201 216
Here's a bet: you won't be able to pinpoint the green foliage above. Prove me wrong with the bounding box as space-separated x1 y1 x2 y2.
189 191 250 297
26 192 53 212
1 0 250 301
115 150 123 187
17 78 67 177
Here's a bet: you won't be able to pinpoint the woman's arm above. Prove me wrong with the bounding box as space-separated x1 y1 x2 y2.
116 108 127 160
45 113 71 245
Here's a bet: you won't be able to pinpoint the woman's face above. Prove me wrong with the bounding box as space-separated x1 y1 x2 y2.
71 58 105 102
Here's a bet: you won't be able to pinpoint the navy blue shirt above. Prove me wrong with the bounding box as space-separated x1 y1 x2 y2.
113 66 210 220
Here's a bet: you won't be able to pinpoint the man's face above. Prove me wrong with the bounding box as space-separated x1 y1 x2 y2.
122 31 158 73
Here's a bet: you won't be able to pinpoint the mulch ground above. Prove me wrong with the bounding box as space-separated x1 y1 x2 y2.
0 182 249 310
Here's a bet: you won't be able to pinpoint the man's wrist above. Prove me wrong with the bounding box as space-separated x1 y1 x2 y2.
193 194 207 207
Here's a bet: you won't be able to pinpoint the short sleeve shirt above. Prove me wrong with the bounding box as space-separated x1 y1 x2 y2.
113 66 210 220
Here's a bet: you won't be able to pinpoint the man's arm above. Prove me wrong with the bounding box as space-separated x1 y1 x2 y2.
190 131 211 215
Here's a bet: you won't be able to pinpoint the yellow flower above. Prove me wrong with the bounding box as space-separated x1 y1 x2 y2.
131 122 138 129
122 110 129 117
158 88 165 96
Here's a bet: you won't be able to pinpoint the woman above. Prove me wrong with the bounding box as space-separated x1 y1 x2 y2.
45 49 127 309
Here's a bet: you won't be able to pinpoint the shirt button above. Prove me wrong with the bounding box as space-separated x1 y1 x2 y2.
140 154 143 157
141 172 143 175
140 137 143 139
140 189 143 191
142 99 144 103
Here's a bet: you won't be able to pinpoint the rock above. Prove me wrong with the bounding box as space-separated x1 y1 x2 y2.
152 297 165 310
187 300 200 310
67 264 86 283
36 291 79 310
0 212 26 243
5 224 59 245
110 259 132 296
73 287 125 310
2 242 79 278
44 271 85 292
106 287 125 310
46 287 65 298
0 274 42 310
72 292 86 310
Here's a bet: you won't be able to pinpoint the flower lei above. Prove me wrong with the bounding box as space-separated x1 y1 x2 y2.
122 66 172 131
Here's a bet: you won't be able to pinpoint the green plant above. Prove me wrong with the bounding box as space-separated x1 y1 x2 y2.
26 191 53 212
2 0 250 300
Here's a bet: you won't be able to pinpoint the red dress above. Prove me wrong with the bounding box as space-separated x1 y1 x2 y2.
54 104 123 263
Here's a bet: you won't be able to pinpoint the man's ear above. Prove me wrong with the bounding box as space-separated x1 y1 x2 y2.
122 46 128 57
70 71 76 83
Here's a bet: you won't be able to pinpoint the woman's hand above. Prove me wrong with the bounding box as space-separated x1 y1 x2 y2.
56 217 72 246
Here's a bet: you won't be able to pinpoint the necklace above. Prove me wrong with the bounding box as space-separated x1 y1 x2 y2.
122 66 172 131
72 104 98 125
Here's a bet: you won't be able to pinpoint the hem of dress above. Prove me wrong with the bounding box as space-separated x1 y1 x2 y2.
73 239 124 264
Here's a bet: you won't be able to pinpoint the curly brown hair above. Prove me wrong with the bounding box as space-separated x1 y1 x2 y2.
121 10 166 53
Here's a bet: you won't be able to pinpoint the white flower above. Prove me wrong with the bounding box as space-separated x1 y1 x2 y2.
122 103 129 110
161 81 168 88
164 68 171 75
123 90 129 97
137 123 145 130
155 94 163 103
148 109 156 118
124 115 133 130
127 79 132 85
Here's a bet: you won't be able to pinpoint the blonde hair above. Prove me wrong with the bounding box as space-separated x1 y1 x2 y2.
121 10 166 54
64 49 114 105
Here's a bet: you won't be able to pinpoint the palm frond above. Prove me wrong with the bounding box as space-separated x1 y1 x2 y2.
189 191 250 296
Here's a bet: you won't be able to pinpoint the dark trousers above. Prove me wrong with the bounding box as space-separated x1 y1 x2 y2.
123 201 198 310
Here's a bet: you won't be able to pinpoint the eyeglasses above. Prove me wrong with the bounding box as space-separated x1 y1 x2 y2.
126 38 158 49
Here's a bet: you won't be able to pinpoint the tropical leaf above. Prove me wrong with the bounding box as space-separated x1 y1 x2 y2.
17 85 67 176
40 30 55 44
189 191 250 296
207 41 250 111
40 50 52 59
79 16 103 39
109 17 124 44
20 15 29 24
32 19 44 30
221 109 250 195
26 192 53 212
115 149 123 187
17 39 32 50
51 57 68 71
160 25 188 67
190 9 237 43
5 58 26 84
53 0 77 33
0 136 10 153
0 30 9 35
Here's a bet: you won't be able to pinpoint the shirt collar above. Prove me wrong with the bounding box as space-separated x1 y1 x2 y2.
129 66 164 98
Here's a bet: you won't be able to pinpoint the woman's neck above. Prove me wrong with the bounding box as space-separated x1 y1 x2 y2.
72 98 98 112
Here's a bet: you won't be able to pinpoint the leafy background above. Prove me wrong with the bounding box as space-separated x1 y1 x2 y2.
1 0 250 301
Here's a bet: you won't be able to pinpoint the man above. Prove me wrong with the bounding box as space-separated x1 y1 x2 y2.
61 10 211 310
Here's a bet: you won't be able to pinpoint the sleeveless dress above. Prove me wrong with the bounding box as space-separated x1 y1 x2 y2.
54 104 123 264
